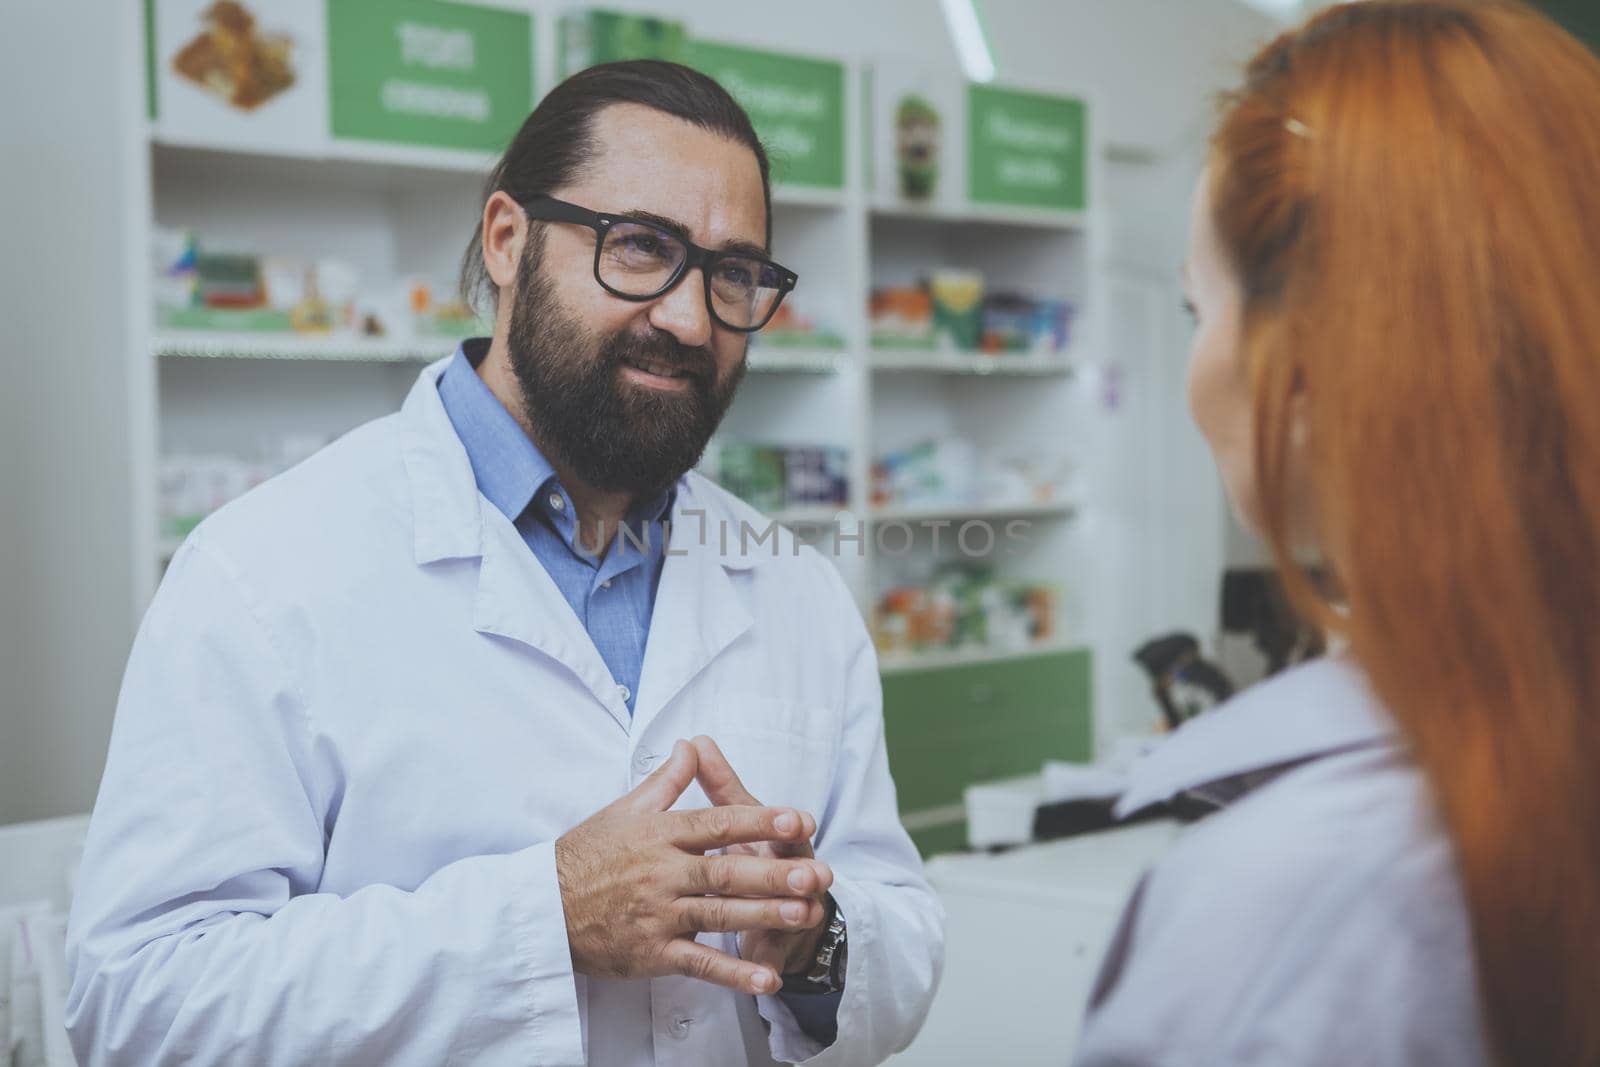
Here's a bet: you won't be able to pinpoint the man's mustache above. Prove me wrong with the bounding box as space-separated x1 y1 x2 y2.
605 331 719 387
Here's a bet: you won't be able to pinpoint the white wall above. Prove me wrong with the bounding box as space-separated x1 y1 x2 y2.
0 1 152 824
0 0 1276 824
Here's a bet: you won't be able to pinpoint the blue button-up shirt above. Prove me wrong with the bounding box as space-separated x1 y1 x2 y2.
438 342 669 716
438 340 842 1043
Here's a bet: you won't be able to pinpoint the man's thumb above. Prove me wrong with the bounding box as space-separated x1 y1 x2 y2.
622 739 698 813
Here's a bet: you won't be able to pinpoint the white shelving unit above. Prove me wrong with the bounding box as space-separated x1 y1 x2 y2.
137 15 1107 853
876 637 1082 677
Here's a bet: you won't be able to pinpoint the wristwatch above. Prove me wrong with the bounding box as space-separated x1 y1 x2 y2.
782 895 847 995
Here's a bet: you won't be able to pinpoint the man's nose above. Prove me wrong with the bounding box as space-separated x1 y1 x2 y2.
647 267 714 349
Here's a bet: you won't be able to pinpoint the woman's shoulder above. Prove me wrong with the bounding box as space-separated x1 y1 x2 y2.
1073 661 1489 1066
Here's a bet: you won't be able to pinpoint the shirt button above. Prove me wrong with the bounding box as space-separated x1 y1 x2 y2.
601 579 613 590
668 1014 693 1039
618 684 632 704
547 492 565 512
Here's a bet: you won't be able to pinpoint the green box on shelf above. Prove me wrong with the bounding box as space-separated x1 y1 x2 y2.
967 84 1087 212
327 0 534 154
717 442 787 515
756 330 847 351
687 41 846 191
157 307 295 332
558 10 688 77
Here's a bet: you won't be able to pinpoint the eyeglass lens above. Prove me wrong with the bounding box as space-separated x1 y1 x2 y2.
598 221 784 330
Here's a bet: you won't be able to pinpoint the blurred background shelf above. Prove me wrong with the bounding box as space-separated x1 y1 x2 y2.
868 198 1087 232
154 331 450 363
868 347 1076 376
770 506 848 527
745 347 850 374
877 638 1084 678
869 500 1076 524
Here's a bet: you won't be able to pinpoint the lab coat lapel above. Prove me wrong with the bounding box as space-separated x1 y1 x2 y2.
631 489 755 737
400 360 630 734
472 513 630 733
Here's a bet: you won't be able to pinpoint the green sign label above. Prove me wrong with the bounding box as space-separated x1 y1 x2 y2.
967 85 1087 211
327 0 533 153
690 41 845 191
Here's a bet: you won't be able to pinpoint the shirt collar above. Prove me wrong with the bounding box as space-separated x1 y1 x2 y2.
437 339 552 525
436 339 675 529
1115 655 1402 818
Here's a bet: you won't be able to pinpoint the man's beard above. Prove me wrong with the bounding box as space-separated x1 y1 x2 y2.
505 247 746 500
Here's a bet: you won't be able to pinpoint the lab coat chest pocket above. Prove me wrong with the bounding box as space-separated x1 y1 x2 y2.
699 694 838 818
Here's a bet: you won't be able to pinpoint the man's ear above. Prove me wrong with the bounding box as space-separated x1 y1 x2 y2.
481 190 527 290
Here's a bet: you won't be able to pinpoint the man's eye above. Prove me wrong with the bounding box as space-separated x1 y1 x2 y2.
621 233 664 256
719 263 755 288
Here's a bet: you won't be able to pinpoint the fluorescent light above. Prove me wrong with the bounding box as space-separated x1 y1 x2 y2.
1239 0 1313 19
940 0 996 84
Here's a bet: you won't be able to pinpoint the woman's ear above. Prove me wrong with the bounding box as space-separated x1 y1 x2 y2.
481 191 526 290
1284 379 1326 566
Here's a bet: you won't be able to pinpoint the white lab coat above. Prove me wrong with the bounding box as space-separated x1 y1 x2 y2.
64 359 943 1066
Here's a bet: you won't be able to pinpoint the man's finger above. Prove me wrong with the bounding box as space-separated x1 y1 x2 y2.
619 740 698 814
678 895 827 934
688 853 834 898
660 939 780 996
690 735 760 807
665 804 813 851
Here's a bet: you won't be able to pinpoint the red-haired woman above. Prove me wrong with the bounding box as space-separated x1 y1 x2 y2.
1076 4 1600 1065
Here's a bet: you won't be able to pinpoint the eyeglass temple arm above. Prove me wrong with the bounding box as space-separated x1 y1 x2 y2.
518 194 604 229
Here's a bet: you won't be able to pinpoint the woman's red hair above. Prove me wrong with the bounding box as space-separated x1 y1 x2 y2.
1211 2 1600 1063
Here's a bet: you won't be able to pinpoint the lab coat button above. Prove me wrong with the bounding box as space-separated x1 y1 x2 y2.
668 1014 693 1039
634 751 656 775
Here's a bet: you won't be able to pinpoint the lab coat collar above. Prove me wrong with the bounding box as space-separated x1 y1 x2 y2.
400 359 627 729
399 358 763 735
400 357 486 566
628 477 759 734
1116 655 1402 818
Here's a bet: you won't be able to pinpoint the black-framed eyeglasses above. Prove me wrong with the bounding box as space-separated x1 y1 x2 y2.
518 194 798 333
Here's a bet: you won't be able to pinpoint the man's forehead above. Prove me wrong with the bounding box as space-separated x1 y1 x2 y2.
562 103 768 249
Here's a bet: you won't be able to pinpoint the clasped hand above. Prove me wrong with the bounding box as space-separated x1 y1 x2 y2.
555 737 832 995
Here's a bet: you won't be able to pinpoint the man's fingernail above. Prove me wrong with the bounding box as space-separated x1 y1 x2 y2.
774 812 798 834
782 901 806 923
788 869 809 893
753 970 778 993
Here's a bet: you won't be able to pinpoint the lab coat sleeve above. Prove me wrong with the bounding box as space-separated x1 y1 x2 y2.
63 538 585 1067
753 560 945 1066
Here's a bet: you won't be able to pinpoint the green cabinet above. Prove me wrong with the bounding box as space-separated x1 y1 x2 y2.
883 648 1092 849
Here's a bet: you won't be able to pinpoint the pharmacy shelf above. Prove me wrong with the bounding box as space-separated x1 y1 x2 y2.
157 333 851 372
154 331 452 364
869 347 1076 376
772 184 851 210
155 138 852 207
152 139 495 199
745 347 850 374
772 506 849 527
869 501 1077 524
878 638 1084 677
869 198 1087 232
